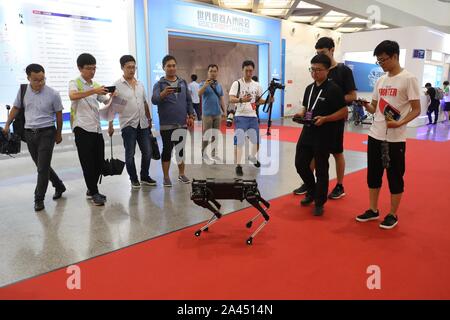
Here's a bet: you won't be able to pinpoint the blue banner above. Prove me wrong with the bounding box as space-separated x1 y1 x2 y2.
345 60 385 93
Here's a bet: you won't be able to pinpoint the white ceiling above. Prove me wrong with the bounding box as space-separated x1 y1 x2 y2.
193 0 450 34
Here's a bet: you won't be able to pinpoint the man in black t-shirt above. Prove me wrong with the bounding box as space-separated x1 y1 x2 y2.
294 54 348 216
425 83 440 125
293 37 357 201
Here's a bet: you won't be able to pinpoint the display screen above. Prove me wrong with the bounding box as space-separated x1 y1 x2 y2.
0 0 132 123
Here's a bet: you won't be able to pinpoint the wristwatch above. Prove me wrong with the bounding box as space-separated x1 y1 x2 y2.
239 98 243 103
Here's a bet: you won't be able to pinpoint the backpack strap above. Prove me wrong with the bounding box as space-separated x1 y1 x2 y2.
71 78 101 127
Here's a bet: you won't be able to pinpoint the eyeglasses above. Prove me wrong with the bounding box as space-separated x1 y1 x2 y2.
309 67 327 73
83 66 97 71
376 56 391 65
124 65 137 70
30 78 46 84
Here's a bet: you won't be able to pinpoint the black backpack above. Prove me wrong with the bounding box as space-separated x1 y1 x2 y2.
12 84 27 142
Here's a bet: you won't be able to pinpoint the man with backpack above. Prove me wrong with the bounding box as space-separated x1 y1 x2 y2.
2 64 66 212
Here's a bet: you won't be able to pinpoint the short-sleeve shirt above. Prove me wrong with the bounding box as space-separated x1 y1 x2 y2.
370 69 421 142
114 77 149 130
299 80 346 150
69 77 109 134
444 86 450 103
229 79 263 118
200 81 223 117
14 85 63 129
188 81 200 104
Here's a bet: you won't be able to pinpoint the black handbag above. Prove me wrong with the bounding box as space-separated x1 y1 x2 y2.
150 132 161 160
0 129 21 155
102 137 125 177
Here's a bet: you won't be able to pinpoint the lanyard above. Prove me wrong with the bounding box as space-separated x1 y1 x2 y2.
307 86 323 112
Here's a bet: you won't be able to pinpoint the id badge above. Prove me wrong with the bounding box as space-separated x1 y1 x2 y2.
304 111 313 121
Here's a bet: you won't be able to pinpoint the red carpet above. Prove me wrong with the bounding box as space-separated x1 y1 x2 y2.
1 137 449 300
214 122 369 152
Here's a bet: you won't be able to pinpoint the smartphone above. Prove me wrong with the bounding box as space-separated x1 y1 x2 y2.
105 86 116 93
174 87 182 93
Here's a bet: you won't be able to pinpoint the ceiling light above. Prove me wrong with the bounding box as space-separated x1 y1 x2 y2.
258 8 289 16
289 16 318 23
259 0 293 9
220 0 253 9
297 1 322 9
349 17 370 24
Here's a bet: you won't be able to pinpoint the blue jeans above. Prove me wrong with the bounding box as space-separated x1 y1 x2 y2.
121 126 152 182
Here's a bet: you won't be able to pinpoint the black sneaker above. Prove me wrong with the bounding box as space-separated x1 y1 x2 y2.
53 185 66 200
34 201 45 212
236 165 243 176
141 177 157 186
380 214 398 230
86 191 106 200
356 209 380 222
91 193 106 206
301 194 314 206
293 184 308 195
314 205 324 216
131 180 141 189
328 184 346 200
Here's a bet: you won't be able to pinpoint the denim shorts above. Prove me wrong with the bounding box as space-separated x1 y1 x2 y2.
234 116 260 146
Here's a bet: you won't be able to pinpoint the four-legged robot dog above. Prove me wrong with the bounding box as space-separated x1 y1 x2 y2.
191 178 270 245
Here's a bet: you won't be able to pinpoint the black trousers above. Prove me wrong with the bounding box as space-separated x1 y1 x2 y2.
160 128 187 163
193 103 202 121
74 127 104 195
295 139 330 207
427 104 439 124
24 127 64 202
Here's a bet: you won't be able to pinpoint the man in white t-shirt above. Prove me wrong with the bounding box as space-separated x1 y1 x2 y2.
189 74 201 121
229 60 273 176
356 40 421 230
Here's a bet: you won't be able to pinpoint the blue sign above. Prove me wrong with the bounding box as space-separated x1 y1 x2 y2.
345 60 385 93
136 0 282 124
413 49 425 59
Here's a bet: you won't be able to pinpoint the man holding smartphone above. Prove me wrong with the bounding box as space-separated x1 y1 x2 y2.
69 53 114 206
108 55 156 189
151 55 195 187
198 64 226 164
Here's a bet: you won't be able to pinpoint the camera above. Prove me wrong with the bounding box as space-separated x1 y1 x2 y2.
270 78 285 91
226 111 235 127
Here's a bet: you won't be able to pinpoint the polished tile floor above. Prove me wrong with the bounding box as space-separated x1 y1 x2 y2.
0 120 447 287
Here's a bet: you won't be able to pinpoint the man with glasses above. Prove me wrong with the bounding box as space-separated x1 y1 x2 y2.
108 55 156 189
2 64 66 211
69 53 114 206
356 40 421 229
293 37 357 201
294 54 348 216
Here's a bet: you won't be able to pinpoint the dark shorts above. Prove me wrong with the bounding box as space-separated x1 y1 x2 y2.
367 136 406 194
330 121 344 155
445 102 450 112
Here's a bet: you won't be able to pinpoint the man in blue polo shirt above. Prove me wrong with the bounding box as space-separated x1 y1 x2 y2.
198 64 226 164
2 64 66 212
